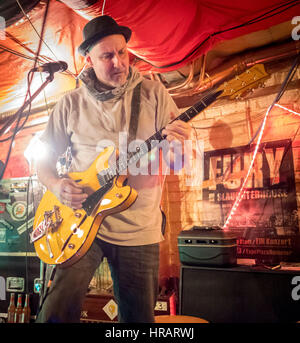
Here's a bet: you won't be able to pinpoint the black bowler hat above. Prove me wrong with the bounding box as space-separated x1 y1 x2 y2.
78 15 132 56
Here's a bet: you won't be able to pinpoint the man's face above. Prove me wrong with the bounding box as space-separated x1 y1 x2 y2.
86 34 130 89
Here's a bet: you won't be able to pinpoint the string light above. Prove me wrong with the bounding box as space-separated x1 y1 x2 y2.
223 104 273 230
222 102 300 230
274 103 300 116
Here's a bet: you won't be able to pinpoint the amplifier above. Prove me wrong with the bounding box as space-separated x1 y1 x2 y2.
178 226 237 266
179 264 300 323
0 177 44 253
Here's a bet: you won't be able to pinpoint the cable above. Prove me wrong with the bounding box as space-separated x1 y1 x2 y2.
5 31 48 62
24 176 34 296
275 103 300 115
0 44 39 61
0 71 34 180
0 1 50 180
222 54 300 229
102 0 107 15
249 123 300 238
192 57 300 184
247 55 299 146
0 1 75 77
14 0 76 78
15 0 59 64
139 0 300 69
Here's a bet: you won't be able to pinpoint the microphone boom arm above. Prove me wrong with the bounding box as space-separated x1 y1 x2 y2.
0 72 56 180
0 73 54 137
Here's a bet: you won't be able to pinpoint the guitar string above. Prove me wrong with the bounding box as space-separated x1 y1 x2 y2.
101 88 223 181
84 65 265 211
82 88 223 212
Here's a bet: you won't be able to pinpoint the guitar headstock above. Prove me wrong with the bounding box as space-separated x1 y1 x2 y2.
217 64 269 100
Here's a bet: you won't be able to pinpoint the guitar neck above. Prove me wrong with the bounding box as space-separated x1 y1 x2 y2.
145 89 223 147
98 89 223 184
84 62 269 214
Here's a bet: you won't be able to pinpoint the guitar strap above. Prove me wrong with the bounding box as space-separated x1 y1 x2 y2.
127 81 167 236
39 83 143 311
128 81 142 144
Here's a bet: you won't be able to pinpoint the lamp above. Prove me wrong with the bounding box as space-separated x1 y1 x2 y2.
24 132 48 174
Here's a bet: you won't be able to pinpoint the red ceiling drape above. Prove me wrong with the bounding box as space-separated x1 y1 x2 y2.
0 0 298 113
61 0 300 71
0 0 299 178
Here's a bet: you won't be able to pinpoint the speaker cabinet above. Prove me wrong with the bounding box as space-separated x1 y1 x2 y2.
179 265 300 323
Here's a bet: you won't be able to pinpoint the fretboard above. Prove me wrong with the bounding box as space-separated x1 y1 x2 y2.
97 89 223 186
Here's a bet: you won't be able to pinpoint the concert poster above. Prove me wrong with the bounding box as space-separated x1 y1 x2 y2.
202 139 300 263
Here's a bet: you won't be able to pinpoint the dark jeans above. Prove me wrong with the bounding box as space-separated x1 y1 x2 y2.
36 239 159 323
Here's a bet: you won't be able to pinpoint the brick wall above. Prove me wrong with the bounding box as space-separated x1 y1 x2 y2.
159 64 300 279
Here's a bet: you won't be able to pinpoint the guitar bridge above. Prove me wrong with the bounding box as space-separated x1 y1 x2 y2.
31 206 63 243
44 206 63 232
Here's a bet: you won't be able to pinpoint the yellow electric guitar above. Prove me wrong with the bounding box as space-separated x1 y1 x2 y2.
32 64 269 267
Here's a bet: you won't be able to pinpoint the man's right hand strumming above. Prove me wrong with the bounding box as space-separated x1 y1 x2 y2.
36 158 88 210
52 177 88 209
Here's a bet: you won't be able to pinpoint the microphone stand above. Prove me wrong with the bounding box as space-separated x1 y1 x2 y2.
0 71 55 180
0 72 54 137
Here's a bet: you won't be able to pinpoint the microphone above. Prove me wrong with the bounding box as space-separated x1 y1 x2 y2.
31 61 68 73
